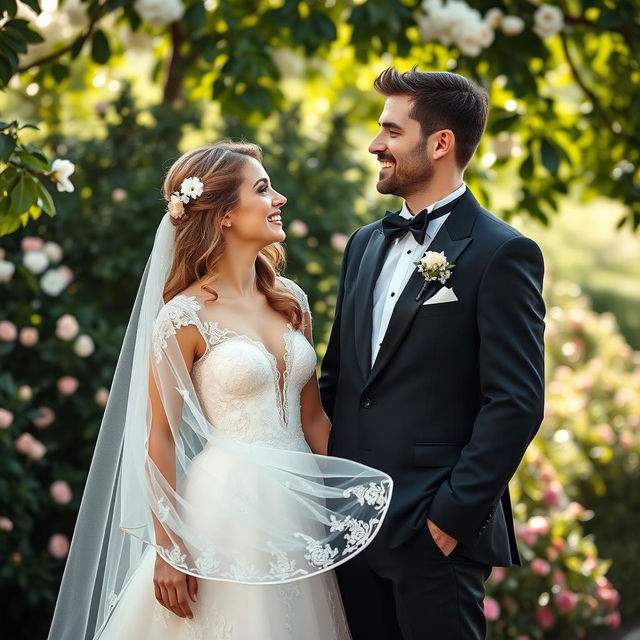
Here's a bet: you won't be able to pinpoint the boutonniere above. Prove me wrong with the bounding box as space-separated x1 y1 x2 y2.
414 251 455 300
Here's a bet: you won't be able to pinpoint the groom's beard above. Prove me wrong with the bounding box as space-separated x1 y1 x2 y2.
376 141 434 199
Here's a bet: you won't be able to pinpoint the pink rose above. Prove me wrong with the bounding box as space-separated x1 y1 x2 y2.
33 406 55 429
567 502 585 518
551 570 567 587
517 524 538 547
58 376 79 395
11 552 22 563
0 320 17 341
50 480 73 504
528 515 551 536
288 220 308 238
94 387 109 407
530 558 550 576
605 611 621 629
490 566 506 584
595 423 615 445
542 482 564 507
483 596 501 621
21 236 44 252
535 606 555 630
112 188 127 202
15 433 47 460
0 408 14 429
598 584 620 610
55 314 79 341
0 516 14 531
516 636 531 640
19 327 39 347
17 385 32 402
58 265 74 285
554 589 578 613
48 533 70 559
331 233 349 252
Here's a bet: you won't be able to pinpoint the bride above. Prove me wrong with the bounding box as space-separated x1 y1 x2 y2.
48 142 392 639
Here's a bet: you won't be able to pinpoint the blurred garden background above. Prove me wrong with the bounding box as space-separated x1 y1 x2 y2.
1 0 639 638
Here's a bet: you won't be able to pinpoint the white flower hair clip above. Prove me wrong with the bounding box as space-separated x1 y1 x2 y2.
167 176 204 219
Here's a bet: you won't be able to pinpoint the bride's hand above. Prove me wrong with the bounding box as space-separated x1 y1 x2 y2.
153 554 198 619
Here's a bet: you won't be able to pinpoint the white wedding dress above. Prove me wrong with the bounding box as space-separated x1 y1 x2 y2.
96 278 351 640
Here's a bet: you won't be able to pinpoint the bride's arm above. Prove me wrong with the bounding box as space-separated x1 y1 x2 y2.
299 312 332 455
148 323 204 619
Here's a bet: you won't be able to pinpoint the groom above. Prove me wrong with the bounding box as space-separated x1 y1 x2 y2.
320 67 545 639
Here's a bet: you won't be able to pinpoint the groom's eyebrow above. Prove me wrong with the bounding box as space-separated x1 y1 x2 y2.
380 121 404 131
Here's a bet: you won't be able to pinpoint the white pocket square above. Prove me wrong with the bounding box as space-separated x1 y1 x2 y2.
423 286 458 305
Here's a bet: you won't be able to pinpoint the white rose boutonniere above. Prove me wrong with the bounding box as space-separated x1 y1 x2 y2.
414 251 455 300
416 251 454 284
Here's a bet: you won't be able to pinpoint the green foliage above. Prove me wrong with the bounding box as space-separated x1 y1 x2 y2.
2 0 639 230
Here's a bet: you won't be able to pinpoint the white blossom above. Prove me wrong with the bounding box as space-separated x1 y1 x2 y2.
180 176 204 200
44 241 63 263
41 268 68 296
418 0 496 57
500 15 525 36
271 48 305 79
533 5 564 39
74 334 95 357
23 250 50 274
134 0 184 29
49 159 76 193
0 260 15 283
485 7 503 29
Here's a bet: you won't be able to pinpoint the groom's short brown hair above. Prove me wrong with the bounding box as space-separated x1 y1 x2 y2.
374 67 489 169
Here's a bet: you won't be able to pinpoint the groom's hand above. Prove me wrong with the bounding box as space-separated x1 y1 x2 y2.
427 518 458 556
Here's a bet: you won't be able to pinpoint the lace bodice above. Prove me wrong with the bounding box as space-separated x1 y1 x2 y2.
152 277 316 452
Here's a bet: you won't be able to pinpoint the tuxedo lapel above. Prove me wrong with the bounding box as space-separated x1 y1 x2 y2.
365 191 479 388
354 227 389 381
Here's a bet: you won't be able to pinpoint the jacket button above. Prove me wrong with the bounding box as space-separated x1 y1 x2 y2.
362 398 372 408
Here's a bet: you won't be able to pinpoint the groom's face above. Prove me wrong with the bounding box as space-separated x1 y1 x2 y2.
368 95 434 198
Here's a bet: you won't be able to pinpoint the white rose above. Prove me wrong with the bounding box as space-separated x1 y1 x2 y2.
56 314 80 341
485 7 503 28
49 158 76 193
476 21 495 48
41 268 68 296
74 334 95 357
421 251 447 269
23 250 50 274
134 0 184 29
44 241 63 263
533 5 564 38
0 260 15 283
500 15 525 36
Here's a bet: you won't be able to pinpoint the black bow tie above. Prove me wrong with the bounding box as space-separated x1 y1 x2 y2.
382 194 464 244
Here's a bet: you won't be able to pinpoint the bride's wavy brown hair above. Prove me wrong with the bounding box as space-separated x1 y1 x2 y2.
162 142 304 329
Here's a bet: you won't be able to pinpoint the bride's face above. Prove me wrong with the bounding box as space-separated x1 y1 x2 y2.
225 157 287 246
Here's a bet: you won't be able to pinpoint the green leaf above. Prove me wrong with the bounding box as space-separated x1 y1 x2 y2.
17 148 50 171
18 0 41 13
9 173 39 215
35 180 55 217
540 138 560 176
184 1 206 31
519 154 534 180
2 0 18 17
0 133 16 160
0 211 21 236
51 62 70 83
91 30 110 64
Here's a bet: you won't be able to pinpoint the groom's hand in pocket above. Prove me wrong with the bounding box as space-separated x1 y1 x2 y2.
427 518 458 556
154 554 198 619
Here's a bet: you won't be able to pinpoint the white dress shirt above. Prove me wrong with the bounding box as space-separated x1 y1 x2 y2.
371 183 467 367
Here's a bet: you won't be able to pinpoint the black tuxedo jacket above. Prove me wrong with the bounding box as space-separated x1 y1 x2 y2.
320 189 545 567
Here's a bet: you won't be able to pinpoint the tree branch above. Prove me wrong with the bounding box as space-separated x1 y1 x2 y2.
559 32 614 132
16 3 107 74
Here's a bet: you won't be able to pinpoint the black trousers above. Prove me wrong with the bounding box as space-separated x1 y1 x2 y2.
336 526 492 640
